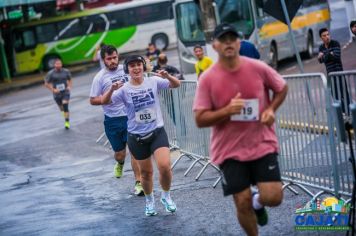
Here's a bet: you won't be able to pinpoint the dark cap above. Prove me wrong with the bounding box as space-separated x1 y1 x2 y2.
124 55 145 65
213 23 239 40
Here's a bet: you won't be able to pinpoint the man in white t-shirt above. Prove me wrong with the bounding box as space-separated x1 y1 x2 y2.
89 45 143 196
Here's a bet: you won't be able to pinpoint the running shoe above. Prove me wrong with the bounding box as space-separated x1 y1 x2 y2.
114 162 124 178
160 196 177 213
252 191 268 226
145 200 157 216
64 121 70 129
254 207 268 226
134 181 144 196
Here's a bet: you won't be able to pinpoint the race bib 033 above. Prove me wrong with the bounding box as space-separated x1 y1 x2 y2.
135 108 157 124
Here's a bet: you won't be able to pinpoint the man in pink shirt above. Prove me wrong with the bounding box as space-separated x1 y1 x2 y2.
193 23 288 236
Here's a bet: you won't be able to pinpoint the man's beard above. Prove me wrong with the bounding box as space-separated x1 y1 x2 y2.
105 62 118 71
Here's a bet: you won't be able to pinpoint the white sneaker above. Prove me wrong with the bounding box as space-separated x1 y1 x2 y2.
160 196 177 213
145 199 157 216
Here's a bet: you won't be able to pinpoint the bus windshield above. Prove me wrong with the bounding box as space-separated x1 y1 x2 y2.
175 0 254 44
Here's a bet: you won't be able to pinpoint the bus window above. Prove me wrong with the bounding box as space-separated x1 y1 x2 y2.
36 23 57 43
14 31 24 52
176 2 204 43
134 2 171 24
56 19 84 40
14 29 36 52
92 15 107 33
23 30 36 48
107 10 128 29
303 0 328 7
216 0 254 38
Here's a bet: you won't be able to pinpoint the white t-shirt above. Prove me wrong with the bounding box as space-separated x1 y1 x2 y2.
89 65 129 117
111 75 170 134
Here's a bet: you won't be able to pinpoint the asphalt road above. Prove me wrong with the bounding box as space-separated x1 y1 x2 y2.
0 60 350 236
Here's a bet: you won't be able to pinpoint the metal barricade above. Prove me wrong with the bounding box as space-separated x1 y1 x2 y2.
160 81 221 187
328 70 356 116
158 89 179 150
158 72 354 197
277 73 342 198
327 71 356 197
96 131 110 149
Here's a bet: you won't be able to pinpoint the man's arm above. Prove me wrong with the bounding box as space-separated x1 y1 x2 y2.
67 79 73 91
90 96 102 105
195 93 244 128
318 45 325 63
44 81 56 93
260 84 288 126
101 81 123 104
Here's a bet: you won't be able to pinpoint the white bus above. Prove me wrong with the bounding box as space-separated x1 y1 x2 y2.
174 0 331 73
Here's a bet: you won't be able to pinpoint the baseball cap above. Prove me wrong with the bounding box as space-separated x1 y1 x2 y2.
124 55 145 65
213 23 239 40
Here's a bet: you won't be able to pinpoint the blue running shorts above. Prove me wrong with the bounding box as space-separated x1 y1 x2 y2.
104 115 128 152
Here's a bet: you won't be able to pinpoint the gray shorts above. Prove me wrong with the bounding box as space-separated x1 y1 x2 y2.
127 127 169 160
53 90 70 105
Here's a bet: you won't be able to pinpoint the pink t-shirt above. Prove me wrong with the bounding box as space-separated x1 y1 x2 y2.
193 57 286 165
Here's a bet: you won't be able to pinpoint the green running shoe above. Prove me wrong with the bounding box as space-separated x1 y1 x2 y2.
64 121 70 129
134 181 144 196
145 200 157 216
252 191 268 226
160 197 177 213
114 162 124 178
254 207 268 226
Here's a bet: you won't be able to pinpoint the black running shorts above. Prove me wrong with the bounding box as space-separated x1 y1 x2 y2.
219 153 281 196
54 90 70 105
127 127 169 160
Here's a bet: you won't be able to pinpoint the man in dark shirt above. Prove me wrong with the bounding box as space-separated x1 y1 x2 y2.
146 43 161 67
318 28 343 74
318 28 350 114
153 53 184 80
44 59 72 129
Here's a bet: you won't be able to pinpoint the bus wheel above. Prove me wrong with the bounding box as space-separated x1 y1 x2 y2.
305 33 314 59
152 34 169 51
43 55 60 71
270 44 278 70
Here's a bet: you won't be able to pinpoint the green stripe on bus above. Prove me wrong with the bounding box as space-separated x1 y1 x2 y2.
48 26 136 64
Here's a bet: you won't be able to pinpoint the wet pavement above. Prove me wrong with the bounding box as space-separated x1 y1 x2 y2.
0 62 349 236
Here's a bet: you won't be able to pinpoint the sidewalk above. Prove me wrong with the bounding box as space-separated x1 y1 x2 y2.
0 63 97 95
